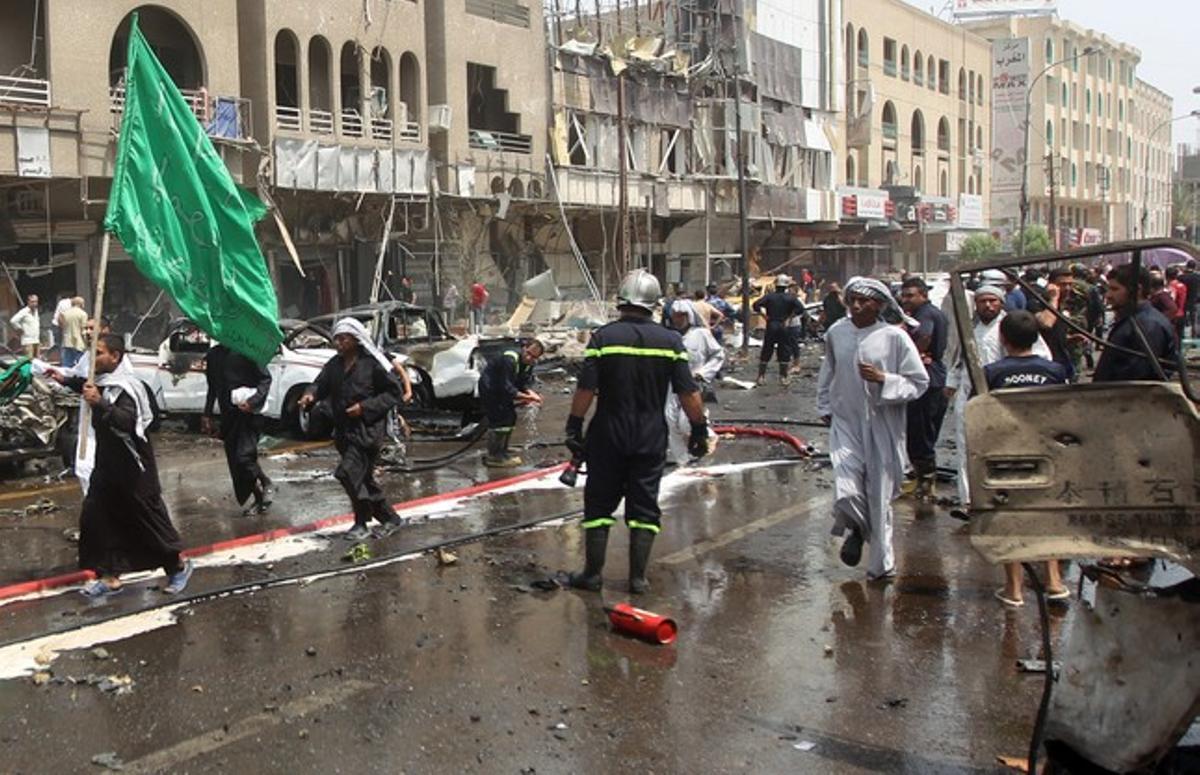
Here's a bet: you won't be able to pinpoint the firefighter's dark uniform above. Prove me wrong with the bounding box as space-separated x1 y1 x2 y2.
478 347 535 461
753 290 807 375
579 317 697 533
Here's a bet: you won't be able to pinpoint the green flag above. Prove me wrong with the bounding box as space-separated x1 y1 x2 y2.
103 13 281 365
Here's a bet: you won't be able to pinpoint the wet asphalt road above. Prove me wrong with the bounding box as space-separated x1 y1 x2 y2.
0 349 1061 773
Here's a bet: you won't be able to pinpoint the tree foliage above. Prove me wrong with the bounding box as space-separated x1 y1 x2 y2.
1020 224 1053 255
959 234 1001 262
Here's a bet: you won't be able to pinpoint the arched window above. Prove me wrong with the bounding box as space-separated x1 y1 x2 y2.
857 29 869 67
884 159 897 185
913 165 923 193
339 41 363 136
846 154 856 186
1071 162 1078 187
937 116 950 152
1118 99 1124 122
976 125 983 150
900 45 910 80
273 30 300 125
958 68 966 100
911 110 925 152
110 7 206 90
308 36 333 132
399 51 421 126
927 56 936 90
845 24 855 71
1085 88 1092 114
977 74 984 105
1061 82 1068 107
939 169 948 197
881 101 897 140
1045 38 1054 62
1097 93 1103 117
913 51 924 85
1046 119 1054 147
369 46 393 137
968 69 976 103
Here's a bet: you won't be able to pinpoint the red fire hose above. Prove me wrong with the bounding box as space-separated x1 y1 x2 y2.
712 425 814 457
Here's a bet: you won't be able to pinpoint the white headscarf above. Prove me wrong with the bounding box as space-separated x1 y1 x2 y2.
974 285 1006 301
75 351 155 495
332 317 393 372
844 276 919 327
670 299 702 330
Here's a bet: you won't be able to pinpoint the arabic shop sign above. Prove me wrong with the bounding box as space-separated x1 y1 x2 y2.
953 0 1056 18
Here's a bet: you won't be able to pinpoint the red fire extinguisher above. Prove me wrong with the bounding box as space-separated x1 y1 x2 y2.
605 603 677 645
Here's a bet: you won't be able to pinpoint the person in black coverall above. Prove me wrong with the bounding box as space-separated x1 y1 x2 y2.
564 269 709 594
478 338 545 467
298 318 405 541
753 274 808 386
204 343 274 515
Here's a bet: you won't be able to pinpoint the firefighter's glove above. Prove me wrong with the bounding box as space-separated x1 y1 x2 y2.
565 415 586 457
687 421 710 459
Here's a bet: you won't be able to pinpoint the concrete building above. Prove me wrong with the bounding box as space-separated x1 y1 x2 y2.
1134 79 1174 239
0 0 555 339
544 0 841 295
0 1 255 336
1176 144 1200 243
838 0 992 275
962 14 1171 246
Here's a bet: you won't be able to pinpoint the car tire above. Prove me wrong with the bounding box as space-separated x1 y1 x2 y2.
281 385 309 437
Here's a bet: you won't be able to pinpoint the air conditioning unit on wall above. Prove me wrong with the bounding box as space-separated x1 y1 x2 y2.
428 104 452 132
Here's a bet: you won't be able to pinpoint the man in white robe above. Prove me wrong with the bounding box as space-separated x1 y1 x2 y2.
943 284 1052 513
817 278 929 580
665 300 723 463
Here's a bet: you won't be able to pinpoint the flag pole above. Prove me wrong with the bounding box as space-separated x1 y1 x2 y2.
79 231 112 458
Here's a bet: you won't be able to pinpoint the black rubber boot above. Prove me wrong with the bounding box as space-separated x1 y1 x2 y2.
629 528 656 594
372 501 402 536
567 526 609 591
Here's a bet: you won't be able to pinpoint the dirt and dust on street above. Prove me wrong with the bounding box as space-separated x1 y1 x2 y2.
0 347 1153 774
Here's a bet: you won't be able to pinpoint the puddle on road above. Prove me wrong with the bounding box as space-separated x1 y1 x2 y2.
0 459 803 677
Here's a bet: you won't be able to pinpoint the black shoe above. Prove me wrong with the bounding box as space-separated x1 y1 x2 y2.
840 529 864 567
949 508 971 522
567 526 609 591
629 528 656 594
258 477 275 507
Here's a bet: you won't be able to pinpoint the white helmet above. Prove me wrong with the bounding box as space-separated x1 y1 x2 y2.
617 269 661 312
776 274 793 289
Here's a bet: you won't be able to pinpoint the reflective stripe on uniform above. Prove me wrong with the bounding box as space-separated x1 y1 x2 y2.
490 426 514 432
504 350 519 362
628 520 661 534
583 345 688 361
581 517 617 529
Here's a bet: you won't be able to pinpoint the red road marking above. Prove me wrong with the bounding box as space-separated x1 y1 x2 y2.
0 464 567 602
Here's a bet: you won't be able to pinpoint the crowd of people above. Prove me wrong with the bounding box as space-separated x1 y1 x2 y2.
11 251 1193 606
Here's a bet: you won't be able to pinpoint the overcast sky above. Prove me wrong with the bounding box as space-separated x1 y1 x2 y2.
904 0 1200 147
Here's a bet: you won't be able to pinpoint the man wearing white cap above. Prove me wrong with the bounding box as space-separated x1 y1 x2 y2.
943 279 1051 516
298 318 405 540
817 277 929 580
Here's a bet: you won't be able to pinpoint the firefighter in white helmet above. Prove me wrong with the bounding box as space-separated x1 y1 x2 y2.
563 270 709 593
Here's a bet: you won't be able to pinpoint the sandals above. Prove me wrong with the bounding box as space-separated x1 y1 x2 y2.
1046 587 1071 601
80 579 124 598
994 588 1024 608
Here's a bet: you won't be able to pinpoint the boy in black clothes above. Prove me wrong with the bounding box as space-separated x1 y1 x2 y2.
984 310 1069 607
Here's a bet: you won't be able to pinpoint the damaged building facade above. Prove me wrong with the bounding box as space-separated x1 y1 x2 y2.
0 0 551 342
545 0 841 296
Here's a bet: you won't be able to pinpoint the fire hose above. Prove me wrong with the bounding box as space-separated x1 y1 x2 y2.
0 426 809 652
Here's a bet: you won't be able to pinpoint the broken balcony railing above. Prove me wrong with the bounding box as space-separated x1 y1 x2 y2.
0 75 51 108
468 128 533 154
111 86 252 142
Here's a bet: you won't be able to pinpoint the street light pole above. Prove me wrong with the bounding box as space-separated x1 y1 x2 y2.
1141 110 1200 238
1018 47 1096 255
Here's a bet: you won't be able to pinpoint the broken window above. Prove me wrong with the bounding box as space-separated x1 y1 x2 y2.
466 62 531 153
